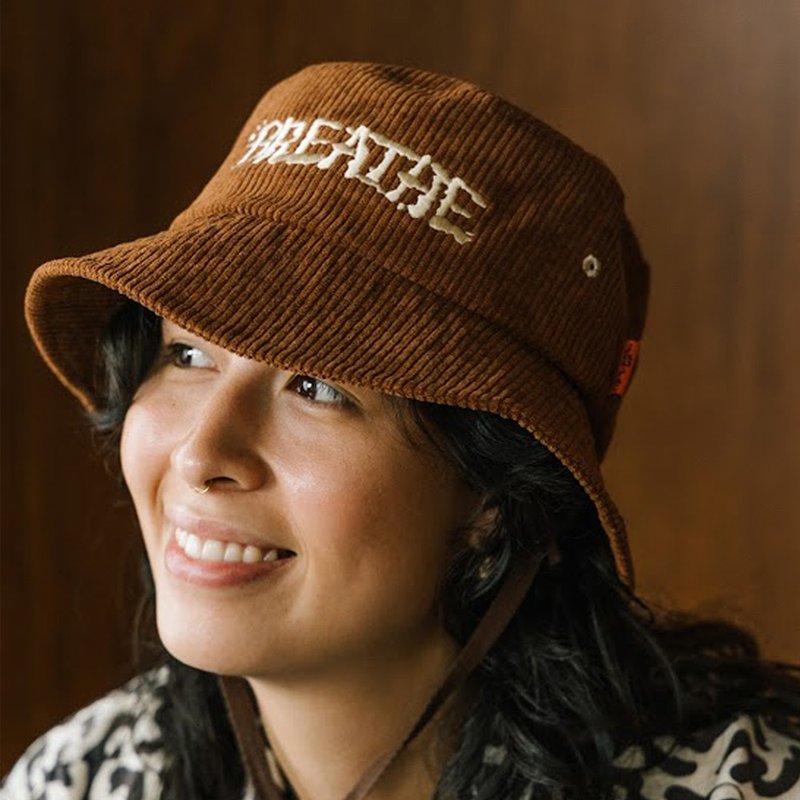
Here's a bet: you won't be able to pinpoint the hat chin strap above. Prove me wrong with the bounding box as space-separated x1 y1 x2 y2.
219 547 546 800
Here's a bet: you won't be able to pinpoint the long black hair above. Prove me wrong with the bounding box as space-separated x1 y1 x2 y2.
92 300 800 799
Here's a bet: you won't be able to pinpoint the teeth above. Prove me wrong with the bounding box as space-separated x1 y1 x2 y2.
223 543 243 562
185 534 203 559
201 540 225 561
175 528 289 565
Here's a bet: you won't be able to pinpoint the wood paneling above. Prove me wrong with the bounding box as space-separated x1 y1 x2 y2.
3 0 798 772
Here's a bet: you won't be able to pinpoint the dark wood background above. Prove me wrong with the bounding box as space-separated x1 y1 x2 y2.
3 0 799 771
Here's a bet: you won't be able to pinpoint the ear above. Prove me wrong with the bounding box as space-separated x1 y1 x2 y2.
464 494 500 550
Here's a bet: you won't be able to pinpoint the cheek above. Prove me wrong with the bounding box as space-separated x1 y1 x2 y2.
120 400 176 537
284 434 463 592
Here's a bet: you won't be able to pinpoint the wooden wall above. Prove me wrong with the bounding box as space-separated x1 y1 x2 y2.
3 0 798 771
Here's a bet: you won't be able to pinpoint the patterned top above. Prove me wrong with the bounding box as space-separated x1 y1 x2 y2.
3 668 799 799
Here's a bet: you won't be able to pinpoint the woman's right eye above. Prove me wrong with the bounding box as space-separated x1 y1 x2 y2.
165 343 215 369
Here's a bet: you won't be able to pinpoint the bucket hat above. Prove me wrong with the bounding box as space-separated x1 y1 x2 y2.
25 61 649 588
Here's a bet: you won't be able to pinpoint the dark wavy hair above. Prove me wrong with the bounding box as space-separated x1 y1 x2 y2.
92 300 800 800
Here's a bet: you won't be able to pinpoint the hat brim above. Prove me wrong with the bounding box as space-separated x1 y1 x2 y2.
24 209 632 584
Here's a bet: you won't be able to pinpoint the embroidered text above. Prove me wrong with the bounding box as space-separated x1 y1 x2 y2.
235 117 487 244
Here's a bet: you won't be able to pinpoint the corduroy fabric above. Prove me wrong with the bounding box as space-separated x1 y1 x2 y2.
24 61 649 585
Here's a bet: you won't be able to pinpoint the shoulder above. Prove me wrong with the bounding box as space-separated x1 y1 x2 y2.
2 666 170 800
613 713 800 799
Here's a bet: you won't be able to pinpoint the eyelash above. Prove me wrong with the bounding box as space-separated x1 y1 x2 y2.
163 343 350 408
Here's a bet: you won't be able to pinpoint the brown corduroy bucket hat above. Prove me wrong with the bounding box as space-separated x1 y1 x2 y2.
25 61 649 586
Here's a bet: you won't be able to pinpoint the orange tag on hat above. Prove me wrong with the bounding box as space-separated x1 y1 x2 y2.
610 340 640 397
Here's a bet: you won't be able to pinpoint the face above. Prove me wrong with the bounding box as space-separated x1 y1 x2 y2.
121 319 483 681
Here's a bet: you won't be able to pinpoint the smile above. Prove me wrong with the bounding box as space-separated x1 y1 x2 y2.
174 527 295 564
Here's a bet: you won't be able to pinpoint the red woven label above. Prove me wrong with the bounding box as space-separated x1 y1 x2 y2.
609 340 640 397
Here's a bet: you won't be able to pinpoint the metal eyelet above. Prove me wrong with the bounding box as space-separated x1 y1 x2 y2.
582 254 602 278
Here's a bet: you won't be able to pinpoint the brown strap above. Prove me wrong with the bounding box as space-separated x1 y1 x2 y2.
219 672 286 800
220 547 545 800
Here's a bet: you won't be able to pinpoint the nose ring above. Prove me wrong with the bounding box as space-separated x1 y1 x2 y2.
192 482 211 495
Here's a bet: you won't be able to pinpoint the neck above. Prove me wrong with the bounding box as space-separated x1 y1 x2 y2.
247 635 461 800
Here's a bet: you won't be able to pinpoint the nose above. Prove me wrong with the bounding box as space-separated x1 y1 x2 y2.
171 369 270 493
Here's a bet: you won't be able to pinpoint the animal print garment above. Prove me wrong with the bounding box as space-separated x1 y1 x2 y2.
3 668 799 799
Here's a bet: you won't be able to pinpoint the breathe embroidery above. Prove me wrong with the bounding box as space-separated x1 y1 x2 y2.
236 117 487 244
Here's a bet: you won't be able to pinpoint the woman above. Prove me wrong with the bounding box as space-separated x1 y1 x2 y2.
5 62 799 799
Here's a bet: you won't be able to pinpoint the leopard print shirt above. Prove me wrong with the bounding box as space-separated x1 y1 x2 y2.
3 668 799 799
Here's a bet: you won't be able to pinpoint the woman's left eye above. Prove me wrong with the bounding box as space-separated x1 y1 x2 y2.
287 375 349 408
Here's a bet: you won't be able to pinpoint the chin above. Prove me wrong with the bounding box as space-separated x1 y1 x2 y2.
154 595 270 676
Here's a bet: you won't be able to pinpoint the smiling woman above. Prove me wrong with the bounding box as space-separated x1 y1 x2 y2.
5 63 800 800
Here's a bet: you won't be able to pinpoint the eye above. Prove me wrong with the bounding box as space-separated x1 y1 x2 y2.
165 342 215 369
287 375 350 408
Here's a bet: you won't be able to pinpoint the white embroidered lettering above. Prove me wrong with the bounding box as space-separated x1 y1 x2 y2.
430 178 487 244
315 125 359 170
237 120 284 165
282 118 344 165
236 117 487 244
387 157 448 221
341 126 376 181
237 118 307 165
363 143 404 189
358 131 417 192
264 118 307 164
